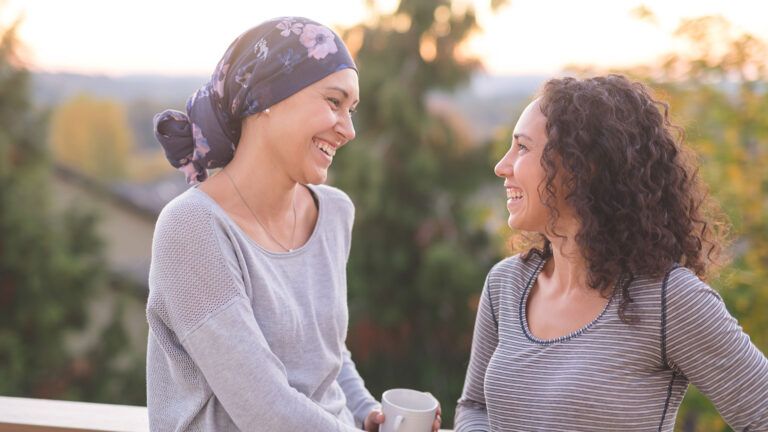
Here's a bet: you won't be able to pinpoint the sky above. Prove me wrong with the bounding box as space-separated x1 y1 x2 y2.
2 0 767 77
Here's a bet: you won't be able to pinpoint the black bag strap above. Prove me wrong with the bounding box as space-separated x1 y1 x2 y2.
660 264 680 369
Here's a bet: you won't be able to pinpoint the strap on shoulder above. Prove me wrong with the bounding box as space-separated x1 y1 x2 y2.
660 264 680 369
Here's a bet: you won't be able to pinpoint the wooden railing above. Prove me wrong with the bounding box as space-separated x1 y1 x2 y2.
0 396 453 431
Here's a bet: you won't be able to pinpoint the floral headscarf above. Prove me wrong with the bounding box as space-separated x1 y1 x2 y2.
153 17 357 184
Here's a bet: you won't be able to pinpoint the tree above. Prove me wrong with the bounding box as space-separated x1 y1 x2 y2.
335 0 505 425
570 14 768 432
48 93 134 180
0 15 144 405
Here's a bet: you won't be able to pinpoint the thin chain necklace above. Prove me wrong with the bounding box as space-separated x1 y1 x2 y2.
222 167 297 252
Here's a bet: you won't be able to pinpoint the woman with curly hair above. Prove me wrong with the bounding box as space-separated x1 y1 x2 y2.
454 75 768 431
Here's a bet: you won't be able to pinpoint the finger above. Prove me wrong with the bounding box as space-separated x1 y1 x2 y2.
364 410 384 432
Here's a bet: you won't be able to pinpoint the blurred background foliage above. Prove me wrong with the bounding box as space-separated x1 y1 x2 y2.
0 19 145 404
0 0 766 430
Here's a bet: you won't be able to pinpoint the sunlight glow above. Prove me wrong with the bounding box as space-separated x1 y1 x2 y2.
4 0 768 76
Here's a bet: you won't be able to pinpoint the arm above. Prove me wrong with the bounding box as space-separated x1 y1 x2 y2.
336 348 380 427
149 204 359 432
666 268 768 431
454 276 497 432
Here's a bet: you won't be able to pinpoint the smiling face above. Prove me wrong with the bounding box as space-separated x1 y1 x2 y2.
495 98 553 233
259 68 359 185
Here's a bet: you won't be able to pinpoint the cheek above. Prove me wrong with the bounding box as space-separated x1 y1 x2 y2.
305 104 336 131
515 160 546 202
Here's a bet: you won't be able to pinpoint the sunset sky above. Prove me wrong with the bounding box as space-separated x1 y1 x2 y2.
3 0 767 76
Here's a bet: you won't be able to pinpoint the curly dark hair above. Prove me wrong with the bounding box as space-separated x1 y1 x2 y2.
515 74 729 321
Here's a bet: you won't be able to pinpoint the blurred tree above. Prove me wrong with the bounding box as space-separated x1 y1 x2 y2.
124 98 178 181
336 0 506 425
48 93 133 180
631 17 767 432
0 16 144 405
570 14 768 432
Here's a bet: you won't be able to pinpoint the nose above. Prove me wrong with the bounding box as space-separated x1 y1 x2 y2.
335 112 356 143
494 147 514 178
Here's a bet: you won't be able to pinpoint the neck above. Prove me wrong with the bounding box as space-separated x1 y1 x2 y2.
541 231 590 297
223 142 299 222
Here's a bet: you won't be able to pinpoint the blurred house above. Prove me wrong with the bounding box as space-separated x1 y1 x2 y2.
52 164 188 288
51 164 188 361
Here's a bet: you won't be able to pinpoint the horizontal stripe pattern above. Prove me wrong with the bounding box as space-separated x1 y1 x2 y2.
455 254 768 431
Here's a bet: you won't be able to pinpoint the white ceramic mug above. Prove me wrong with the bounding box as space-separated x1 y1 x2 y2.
380 388 439 432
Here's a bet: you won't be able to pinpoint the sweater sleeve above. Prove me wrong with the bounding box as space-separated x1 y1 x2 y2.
454 275 497 432
337 347 381 426
148 199 359 432
665 268 768 431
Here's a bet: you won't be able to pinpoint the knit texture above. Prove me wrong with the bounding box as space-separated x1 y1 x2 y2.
146 184 378 431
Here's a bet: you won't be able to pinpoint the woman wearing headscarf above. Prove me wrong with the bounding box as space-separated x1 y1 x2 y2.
148 17 441 432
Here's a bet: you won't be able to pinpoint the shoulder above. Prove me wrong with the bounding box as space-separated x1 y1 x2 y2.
312 184 354 211
311 184 355 227
156 188 219 230
153 188 232 252
664 266 723 309
487 253 540 289
485 253 541 306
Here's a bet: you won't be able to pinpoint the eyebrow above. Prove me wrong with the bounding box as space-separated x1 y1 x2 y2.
513 133 533 142
325 86 359 104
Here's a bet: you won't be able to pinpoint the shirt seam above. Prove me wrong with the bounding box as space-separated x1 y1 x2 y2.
178 295 247 343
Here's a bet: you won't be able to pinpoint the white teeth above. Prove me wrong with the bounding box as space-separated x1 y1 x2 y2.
508 190 523 200
315 140 336 157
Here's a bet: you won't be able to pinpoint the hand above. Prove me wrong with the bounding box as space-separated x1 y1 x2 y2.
363 409 384 432
362 405 441 432
432 403 442 432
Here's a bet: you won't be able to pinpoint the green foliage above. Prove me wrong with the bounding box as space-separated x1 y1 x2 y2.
335 0 501 425
570 15 768 432
0 16 145 405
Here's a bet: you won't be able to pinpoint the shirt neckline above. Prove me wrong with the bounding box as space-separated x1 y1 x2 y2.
191 183 324 258
518 254 615 345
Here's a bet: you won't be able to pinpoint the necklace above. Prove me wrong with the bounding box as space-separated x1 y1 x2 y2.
221 167 298 252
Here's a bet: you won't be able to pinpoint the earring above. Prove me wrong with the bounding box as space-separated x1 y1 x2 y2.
264 108 271 114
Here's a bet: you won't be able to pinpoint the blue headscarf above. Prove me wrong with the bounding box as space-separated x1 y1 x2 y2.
153 17 357 184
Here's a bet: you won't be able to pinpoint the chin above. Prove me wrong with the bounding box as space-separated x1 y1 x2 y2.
507 216 529 231
305 170 328 185
507 215 519 230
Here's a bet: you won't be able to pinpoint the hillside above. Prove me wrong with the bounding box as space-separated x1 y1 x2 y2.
32 71 544 147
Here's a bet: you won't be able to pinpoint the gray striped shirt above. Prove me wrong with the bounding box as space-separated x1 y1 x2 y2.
455 253 768 431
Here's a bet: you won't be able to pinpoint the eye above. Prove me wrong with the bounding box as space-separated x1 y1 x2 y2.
516 142 529 154
327 97 341 109
349 106 357 116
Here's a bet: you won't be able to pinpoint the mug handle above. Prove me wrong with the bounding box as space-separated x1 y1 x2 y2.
394 415 404 431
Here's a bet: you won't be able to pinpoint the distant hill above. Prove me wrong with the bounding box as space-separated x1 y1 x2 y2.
431 74 547 142
31 72 208 108
31 71 545 146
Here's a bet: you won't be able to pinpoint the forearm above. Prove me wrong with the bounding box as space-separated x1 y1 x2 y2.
454 276 497 432
454 399 490 432
337 348 380 425
184 300 361 432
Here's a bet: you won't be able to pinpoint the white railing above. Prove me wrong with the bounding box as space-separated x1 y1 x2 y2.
0 396 148 432
0 396 453 431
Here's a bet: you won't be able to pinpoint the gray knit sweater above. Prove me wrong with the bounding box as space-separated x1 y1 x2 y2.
146 184 379 431
455 253 768 431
